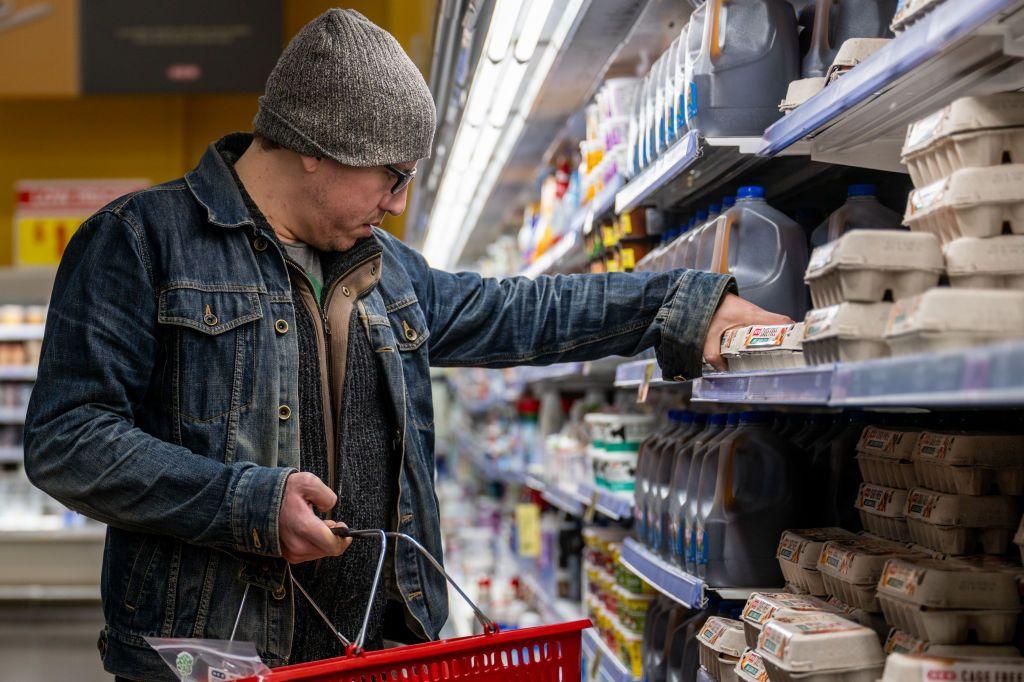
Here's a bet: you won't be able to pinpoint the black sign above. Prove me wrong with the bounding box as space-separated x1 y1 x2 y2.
81 0 281 93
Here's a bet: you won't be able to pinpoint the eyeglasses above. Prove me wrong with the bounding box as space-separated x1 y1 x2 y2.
384 164 417 195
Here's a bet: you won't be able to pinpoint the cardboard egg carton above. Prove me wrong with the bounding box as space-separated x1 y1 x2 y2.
740 592 841 649
816 536 922 612
734 649 769 682
855 426 921 489
882 654 1024 682
775 528 860 596
903 487 1019 555
912 431 1024 495
902 94 1024 186
945 235 1024 290
802 302 893 365
885 288 1024 357
884 628 1022 658
698 617 745 682
824 596 890 642
890 0 947 34
825 39 891 84
756 613 885 682
779 77 825 114
805 231 943 308
855 483 911 543
721 323 805 372
904 166 1024 245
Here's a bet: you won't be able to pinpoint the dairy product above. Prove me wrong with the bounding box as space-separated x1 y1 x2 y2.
734 649 769 682
636 415 677 543
805 413 868 530
649 413 706 556
724 323 805 371
881 653 1024 682
816 536 920 612
802 302 893 365
825 38 891 83
855 482 910 542
740 592 841 649
775 528 858 596
684 415 739 574
810 184 905 249
667 415 724 569
884 629 1022 657
802 0 897 79
885 288 1024 356
756 613 885 682
855 426 920 489
903 487 1019 555
779 77 826 114
665 607 713 682
697 617 744 682
944 235 1024 290
912 431 1024 495
805 231 943 308
904 166 1024 244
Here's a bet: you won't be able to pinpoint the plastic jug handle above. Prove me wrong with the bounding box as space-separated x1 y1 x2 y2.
814 0 839 52
707 0 724 60
711 213 734 275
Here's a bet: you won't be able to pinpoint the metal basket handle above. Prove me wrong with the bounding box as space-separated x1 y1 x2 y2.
288 529 497 656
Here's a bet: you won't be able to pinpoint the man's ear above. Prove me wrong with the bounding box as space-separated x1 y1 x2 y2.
299 154 322 174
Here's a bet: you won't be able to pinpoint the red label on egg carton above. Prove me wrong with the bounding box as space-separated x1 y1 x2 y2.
743 325 790 349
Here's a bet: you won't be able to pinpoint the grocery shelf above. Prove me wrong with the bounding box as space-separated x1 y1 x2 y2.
516 362 585 384
518 568 585 625
516 356 628 386
693 365 835 406
0 407 27 424
576 482 634 521
0 324 44 342
613 358 666 388
0 366 36 381
541 483 588 517
582 627 639 682
760 0 1024 171
0 447 22 464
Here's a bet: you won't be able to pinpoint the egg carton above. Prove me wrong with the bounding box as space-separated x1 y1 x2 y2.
805 232 943 307
881 653 1024 682
877 594 1020 645
734 649 769 682
855 483 911 543
877 556 1022 610
890 0 946 34
801 302 893 365
723 324 805 372
779 77 825 114
884 628 1022 657
857 426 921 460
740 592 841 649
824 597 890 642
902 94 1024 186
816 536 920 613
912 431 1024 495
776 528 860 596
904 487 1019 555
756 613 885 682
885 288 1024 357
698 618 745 682
825 39 891 85
856 452 917 489
904 166 1024 245
945 235 1024 290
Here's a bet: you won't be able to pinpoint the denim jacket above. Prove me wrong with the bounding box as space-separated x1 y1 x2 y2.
24 133 734 679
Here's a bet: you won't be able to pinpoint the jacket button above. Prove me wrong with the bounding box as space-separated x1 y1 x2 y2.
204 313 219 326
278 405 291 420
275 319 289 334
272 586 286 600
341 286 351 297
253 237 269 252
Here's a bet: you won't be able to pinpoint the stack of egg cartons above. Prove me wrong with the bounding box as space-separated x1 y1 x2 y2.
893 94 1024 355
775 527 859 596
852 425 921 542
696 617 746 682
755 611 887 681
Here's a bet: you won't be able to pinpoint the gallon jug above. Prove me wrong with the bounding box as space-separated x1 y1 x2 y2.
802 0 898 78
643 598 672 682
696 411 798 586
653 414 707 557
684 414 738 574
686 0 799 137
666 608 714 682
668 415 724 568
647 412 699 550
806 412 867 530
636 412 683 541
680 4 707 137
810 184 906 249
711 185 810 321
647 603 692 682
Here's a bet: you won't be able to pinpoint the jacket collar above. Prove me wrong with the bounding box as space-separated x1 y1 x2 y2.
184 132 257 229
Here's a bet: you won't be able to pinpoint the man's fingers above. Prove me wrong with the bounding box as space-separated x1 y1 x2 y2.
304 479 339 514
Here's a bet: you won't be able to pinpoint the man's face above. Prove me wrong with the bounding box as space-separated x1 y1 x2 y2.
295 157 415 252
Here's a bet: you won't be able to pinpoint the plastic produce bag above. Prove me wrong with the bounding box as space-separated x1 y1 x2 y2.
145 637 271 681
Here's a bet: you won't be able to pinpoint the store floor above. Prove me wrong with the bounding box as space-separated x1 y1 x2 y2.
0 602 108 681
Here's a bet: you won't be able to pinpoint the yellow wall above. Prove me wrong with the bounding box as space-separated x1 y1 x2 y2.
0 0 437 265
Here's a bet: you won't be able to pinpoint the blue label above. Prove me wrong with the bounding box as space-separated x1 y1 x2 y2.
684 522 694 564
686 83 698 122
697 527 708 567
675 524 685 561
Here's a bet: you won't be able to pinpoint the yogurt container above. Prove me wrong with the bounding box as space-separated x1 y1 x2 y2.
855 426 921 489
944 235 1024 290
697 617 745 682
855 483 911 543
902 94 1024 186
884 628 1022 657
903 487 1019 555
756 613 885 682
740 592 841 649
881 653 1024 682
904 166 1024 244
734 648 769 682
802 302 893 365
817 536 921 612
776 528 860 596
804 231 943 307
586 413 654 493
912 431 1024 495
885 288 1024 356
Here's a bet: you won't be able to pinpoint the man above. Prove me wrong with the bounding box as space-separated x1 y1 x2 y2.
24 9 788 680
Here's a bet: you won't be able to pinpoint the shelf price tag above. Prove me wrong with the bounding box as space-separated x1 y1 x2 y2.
583 491 599 524
637 362 656 403
515 503 541 558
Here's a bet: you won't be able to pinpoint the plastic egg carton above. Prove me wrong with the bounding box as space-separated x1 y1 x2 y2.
724 324 805 371
802 302 893 365
903 487 1019 555
804 231 943 308
734 649 769 682
740 593 841 649
756 613 885 682
902 94 1024 186
912 431 1024 495
776 528 859 596
855 483 911 543
876 557 1022 644
881 653 1024 682
817 536 921 612
884 628 1022 658
855 426 921 489
904 166 1024 245
945 235 1024 290
698 617 745 682
885 288 1024 357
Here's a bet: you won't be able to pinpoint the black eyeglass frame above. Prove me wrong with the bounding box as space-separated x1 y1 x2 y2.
384 164 417 194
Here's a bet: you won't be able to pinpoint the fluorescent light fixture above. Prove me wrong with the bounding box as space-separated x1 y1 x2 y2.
514 0 552 63
487 59 529 128
463 59 500 126
486 0 522 63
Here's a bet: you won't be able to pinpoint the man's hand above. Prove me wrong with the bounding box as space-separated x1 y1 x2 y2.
703 293 793 371
279 472 351 564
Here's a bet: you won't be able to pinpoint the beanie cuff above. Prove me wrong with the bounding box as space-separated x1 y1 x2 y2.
253 100 357 165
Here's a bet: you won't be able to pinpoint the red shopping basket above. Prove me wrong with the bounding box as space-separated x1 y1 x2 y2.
241 530 592 681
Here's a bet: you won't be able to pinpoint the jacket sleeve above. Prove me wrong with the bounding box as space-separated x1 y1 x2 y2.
24 211 292 557
400 243 736 380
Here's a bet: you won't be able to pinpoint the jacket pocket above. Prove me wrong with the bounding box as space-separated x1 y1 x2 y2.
387 300 430 352
158 285 263 422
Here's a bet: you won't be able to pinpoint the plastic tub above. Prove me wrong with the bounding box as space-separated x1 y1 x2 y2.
740 593 840 649
885 288 1024 357
775 528 859 596
881 653 1024 682
912 431 1024 495
697 617 745 682
728 323 806 371
816 536 920 612
903 487 1019 555
904 166 1024 244
944 235 1024 290
855 483 910 542
902 94 1024 186
825 38 891 83
734 649 769 682
805 231 943 307
884 628 1022 657
802 302 893 365
756 613 885 682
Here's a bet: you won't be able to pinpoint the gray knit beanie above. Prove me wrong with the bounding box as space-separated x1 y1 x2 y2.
253 9 436 167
